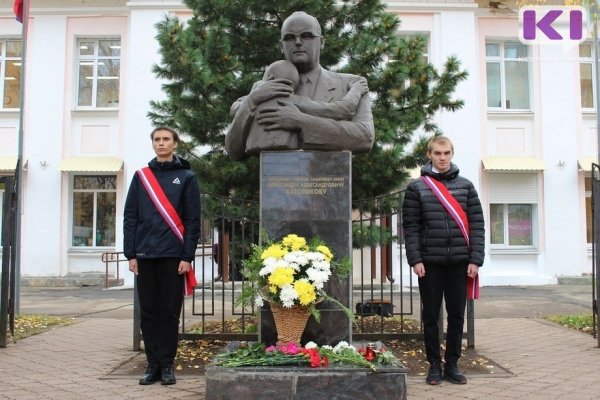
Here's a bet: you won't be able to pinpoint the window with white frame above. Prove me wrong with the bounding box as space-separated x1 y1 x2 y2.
72 175 116 247
486 41 530 110
488 173 538 249
579 42 594 109
77 38 120 108
1 39 22 109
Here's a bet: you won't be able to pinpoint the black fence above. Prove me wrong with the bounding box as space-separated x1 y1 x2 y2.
0 174 17 348
175 190 424 343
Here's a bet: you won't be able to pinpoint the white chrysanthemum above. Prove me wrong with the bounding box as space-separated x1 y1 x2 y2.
259 263 276 276
259 257 278 276
306 251 325 262
306 268 331 289
262 259 291 276
254 295 264 308
263 257 277 267
279 284 298 308
321 345 333 351
286 261 300 271
284 251 309 267
313 260 331 271
333 341 356 353
305 341 318 349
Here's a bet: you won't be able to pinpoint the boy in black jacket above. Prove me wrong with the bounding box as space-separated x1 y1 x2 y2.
124 127 200 386
402 135 484 385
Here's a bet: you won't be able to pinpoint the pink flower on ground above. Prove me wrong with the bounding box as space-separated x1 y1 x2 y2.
278 342 300 355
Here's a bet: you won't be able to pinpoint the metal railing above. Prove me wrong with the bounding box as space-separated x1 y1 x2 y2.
100 251 128 289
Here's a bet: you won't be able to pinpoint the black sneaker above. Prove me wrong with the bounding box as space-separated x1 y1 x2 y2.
138 363 160 385
443 364 467 384
426 364 442 385
161 365 177 385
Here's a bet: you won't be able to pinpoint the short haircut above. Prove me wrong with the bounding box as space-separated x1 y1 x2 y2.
427 135 454 153
263 60 300 88
150 127 180 142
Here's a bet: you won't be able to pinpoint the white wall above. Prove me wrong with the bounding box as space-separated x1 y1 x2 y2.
20 15 68 276
435 10 482 189
538 43 586 277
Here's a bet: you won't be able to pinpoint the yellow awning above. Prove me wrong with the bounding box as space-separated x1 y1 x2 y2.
0 156 18 172
577 156 598 172
59 157 123 172
482 156 546 171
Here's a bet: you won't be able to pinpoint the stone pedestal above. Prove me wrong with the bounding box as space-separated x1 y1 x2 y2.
205 364 408 400
260 151 351 345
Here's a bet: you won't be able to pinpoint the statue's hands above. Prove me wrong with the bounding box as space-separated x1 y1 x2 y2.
247 79 293 109
256 100 303 131
348 77 369 96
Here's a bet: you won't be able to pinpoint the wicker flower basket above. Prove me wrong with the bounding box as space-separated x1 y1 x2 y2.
269 302 311 344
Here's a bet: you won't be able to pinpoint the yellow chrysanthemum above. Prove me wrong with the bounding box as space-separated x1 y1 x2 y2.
268 267 295 288
294 279 317 306
261 244 287 260
282 234 307 251
316 245 333 261
269 285 278 294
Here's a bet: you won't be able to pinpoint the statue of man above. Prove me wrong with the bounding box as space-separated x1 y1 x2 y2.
225 11 375 161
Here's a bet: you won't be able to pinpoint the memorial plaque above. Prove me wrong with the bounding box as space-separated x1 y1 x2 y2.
260 151 351 345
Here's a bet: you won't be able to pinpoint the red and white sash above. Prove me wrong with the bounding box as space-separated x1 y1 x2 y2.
137 167 197 296
421 175 480 300
138 167 185 242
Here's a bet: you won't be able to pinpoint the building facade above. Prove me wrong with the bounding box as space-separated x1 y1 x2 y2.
0 0 596 286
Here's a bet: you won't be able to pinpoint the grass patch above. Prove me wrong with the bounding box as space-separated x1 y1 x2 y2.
11 314 73 340
545 314 595 335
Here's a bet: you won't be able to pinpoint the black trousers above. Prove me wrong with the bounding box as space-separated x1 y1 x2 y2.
137 258 184 367
418 263 468 366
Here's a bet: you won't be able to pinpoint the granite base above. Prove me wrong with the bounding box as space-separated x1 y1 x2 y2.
205 363 407 400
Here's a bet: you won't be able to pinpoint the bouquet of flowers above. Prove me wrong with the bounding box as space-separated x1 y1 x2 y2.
237 233 351 321
214 340 400 371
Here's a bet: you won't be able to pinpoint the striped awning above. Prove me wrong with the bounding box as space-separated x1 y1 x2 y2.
482 156 546 171
59 157 123 172
577 156 598 172
0 156 18 172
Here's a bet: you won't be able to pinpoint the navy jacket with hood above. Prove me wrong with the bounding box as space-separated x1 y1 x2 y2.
123 155 201 262
402 162 485 268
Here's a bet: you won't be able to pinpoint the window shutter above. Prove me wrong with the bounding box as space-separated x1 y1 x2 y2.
488 173 538 203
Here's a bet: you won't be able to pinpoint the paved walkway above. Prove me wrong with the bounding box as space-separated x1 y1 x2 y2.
407 318 600 400
0 286 598 399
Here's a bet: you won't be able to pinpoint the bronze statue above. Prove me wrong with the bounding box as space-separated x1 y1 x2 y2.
225 11 375 160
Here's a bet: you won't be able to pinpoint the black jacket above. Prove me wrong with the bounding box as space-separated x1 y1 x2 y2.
123 156 201 262
402 162 485 268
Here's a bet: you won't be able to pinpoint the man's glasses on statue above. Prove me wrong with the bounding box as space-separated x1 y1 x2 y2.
281 32 321 43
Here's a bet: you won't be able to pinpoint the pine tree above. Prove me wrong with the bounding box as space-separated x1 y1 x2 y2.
148 0 468 203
